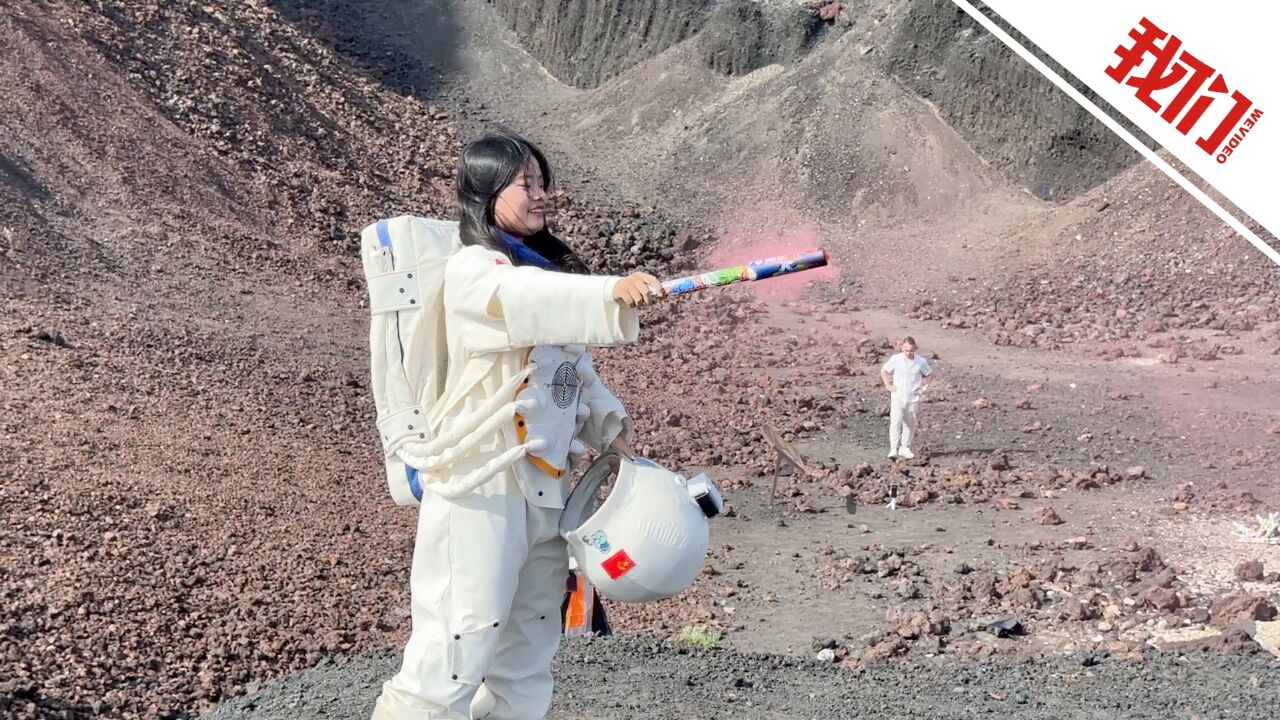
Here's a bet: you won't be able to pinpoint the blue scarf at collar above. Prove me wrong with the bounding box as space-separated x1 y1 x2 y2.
496 228 554 270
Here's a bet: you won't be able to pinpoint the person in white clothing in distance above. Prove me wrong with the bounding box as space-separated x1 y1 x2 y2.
880 336 934 460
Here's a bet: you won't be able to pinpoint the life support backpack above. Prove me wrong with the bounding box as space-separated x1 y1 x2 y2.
361 216 607 506
359 215 460 505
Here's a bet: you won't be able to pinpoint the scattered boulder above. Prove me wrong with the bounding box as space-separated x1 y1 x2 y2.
1143 587 1182 611
815 2 842 22
1032 507 1063 525
1210 593 1278 627
1235 561 1265 582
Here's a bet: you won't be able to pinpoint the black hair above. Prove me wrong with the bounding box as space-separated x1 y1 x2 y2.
455 131 588 274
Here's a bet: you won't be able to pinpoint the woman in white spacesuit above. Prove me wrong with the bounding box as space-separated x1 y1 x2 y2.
371 132 664 720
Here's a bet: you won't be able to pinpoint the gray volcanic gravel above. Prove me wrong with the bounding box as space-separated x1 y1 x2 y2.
206 635 1278 720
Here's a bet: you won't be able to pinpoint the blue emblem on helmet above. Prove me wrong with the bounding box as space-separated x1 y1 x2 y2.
582 530 611 554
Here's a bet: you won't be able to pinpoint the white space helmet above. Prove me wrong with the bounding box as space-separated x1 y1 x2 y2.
561 452 724 604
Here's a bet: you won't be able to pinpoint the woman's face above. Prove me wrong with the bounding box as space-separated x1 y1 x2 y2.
493 158 547 237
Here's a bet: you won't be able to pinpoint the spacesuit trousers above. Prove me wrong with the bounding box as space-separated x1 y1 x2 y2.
372 471 568 720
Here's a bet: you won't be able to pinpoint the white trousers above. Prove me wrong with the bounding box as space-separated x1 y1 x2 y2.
372 471 567 720
888 393 919 453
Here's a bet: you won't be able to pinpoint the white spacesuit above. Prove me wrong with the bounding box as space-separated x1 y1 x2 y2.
371 239 640 720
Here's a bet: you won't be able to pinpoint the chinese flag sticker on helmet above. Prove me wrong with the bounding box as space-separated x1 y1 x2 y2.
600 550 636 580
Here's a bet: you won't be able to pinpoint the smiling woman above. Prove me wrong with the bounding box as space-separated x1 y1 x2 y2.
494 155 546 235
369 130 669 720
451 131 663 305
452 132 581 273
456 133 555 257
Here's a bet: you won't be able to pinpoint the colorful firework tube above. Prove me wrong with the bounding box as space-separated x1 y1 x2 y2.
659 248 829 296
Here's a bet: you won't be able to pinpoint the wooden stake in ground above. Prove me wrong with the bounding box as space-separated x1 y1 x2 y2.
762 424 815 503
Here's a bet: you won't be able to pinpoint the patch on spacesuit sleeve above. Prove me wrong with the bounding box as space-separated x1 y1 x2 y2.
600 549 636 580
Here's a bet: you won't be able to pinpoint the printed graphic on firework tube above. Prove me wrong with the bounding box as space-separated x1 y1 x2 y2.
658 248 830 297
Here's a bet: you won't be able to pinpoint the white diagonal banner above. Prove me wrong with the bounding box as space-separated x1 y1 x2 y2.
951 1 1280 266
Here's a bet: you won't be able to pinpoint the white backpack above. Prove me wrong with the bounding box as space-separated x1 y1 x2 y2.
359 215 460 505
360 215 588 506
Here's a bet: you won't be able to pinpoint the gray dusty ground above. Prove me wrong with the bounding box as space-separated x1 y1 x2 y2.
207 635 1277 720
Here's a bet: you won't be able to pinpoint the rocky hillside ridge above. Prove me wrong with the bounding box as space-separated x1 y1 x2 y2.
487 0 1141 199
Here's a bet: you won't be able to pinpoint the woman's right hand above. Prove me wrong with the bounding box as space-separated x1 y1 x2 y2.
612 272 665 307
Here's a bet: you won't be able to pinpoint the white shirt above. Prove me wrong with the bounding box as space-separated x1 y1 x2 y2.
881 352 933 402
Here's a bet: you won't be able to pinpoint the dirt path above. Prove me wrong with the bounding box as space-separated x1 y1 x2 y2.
854 306 1280 500
660 297 1280 657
